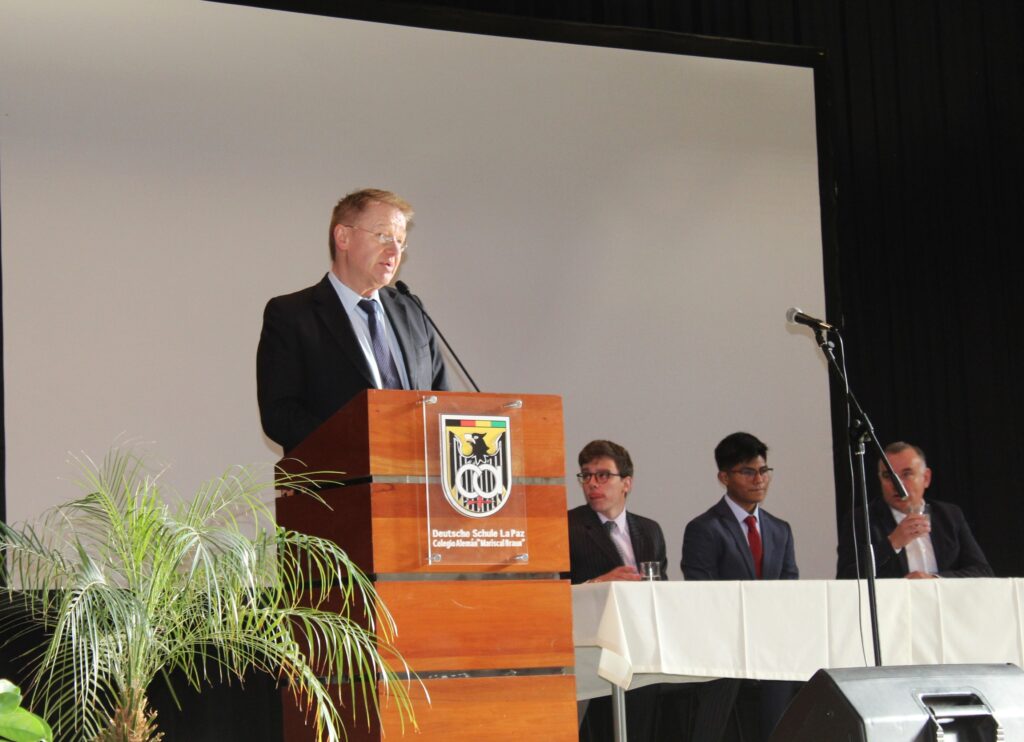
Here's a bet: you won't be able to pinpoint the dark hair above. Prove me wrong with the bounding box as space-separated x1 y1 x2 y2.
578 440 633 478
328 188 414 260
714 432 768 472
883 440 927 466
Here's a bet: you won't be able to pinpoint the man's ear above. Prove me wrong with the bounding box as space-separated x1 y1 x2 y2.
332 224 348 253
922 466 932 489
717 470 729 487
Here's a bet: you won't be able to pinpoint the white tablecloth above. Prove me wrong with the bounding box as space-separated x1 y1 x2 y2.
573 578 1024 699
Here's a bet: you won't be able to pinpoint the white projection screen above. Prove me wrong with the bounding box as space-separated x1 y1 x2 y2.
1 1 836 578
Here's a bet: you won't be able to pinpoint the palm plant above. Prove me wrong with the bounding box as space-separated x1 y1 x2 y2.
0 449 416 741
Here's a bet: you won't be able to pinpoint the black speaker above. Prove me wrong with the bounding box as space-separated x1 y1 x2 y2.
769 664 1024 742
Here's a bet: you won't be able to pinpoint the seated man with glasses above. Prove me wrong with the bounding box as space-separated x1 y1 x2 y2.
566 439 667 742
682 431 797 582
680 431 799 742
257 188 449 452
836 441 992 579
566 439 667 585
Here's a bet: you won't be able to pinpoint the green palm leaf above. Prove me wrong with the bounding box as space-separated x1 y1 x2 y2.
0 449 419 741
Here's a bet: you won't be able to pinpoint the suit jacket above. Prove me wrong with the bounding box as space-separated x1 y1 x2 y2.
836 497 993 578
565 504 667 584
256 274 450 451
681 497 799 580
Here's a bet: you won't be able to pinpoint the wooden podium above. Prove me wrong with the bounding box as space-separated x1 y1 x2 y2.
275 390 577 741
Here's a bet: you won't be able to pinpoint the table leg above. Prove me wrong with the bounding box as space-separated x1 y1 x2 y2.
611 683 627 742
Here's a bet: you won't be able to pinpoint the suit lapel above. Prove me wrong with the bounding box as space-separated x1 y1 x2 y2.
715 499 757 579
924 503 952 570
312 276 376 388
625 513 646 562
759 513 780 578
380 289 415 384
585 510 623 566
873 499 910 574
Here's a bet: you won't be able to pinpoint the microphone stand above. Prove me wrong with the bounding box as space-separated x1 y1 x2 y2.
812 328 909 667
396 281 481 392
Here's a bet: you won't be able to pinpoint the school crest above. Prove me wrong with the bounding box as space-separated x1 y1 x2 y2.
440 415 512 518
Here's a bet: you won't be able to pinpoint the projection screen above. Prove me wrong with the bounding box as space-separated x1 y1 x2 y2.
1 0 835 578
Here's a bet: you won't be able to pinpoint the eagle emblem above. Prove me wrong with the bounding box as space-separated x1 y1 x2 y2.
439 415 512 518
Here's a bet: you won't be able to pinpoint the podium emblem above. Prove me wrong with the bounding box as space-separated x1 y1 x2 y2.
440 415 512 518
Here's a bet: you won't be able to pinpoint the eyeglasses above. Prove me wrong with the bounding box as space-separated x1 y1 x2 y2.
879 470 920 481
576 471 624 484
343 224 407 253
728 466 774 479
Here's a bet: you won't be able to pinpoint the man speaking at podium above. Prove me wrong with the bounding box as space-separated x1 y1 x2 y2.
257 188 449 452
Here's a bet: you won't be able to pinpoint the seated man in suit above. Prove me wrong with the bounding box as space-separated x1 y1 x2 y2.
567 440 667 741
836 441 993 579
567 439 667 584
680 431 799 742
256 188 449 451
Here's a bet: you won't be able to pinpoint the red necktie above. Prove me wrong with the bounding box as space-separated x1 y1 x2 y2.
745 515 763 579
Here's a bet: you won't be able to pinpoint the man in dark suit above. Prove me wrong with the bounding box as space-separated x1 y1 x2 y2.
836 441 992 579
567 440 666 742
567 440 667 584
680 432 799 742
681 433 798 582
257 188 449 451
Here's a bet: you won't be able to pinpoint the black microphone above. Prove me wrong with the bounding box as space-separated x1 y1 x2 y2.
395 280 481 392
786 307 835 332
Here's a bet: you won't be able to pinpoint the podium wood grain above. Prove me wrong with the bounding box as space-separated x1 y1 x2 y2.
276 483 569 574
376 579 574 670
281 675 578 742
279 389 565 481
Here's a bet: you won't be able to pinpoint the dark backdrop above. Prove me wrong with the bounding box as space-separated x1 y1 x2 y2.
236 0 1023 576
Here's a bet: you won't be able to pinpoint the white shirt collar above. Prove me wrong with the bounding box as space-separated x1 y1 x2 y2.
327 270 381 312
724 494 758 527
597 509 629 532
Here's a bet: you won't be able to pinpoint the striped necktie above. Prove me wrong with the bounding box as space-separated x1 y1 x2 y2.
357 298 403 389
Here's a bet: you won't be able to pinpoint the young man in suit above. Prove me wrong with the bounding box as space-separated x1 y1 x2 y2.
680 431 799 742
567 440 667 742
836 441 992 579
256 188 449 451
682 432 798 582
567 439 667 584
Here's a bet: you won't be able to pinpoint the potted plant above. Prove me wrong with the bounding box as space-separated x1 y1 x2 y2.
0 449 416 741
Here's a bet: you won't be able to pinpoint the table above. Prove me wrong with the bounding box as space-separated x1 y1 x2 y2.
573 579 1024 737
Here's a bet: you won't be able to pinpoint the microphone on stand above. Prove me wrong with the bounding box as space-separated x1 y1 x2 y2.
395 280 481 392
786 307 836 332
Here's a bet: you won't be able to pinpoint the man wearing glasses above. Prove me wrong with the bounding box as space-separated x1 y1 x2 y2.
567 439 666 742
836 441 992 579
681 431 798 582
566 439 667 585
257 188 449 452
680 431 798 742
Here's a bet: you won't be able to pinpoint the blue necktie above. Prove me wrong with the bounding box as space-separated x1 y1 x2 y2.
357 299 403 390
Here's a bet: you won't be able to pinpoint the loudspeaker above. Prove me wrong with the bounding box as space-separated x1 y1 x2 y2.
769 664 1024 742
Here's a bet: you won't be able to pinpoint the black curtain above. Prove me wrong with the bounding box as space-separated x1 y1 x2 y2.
368 0 1024 577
